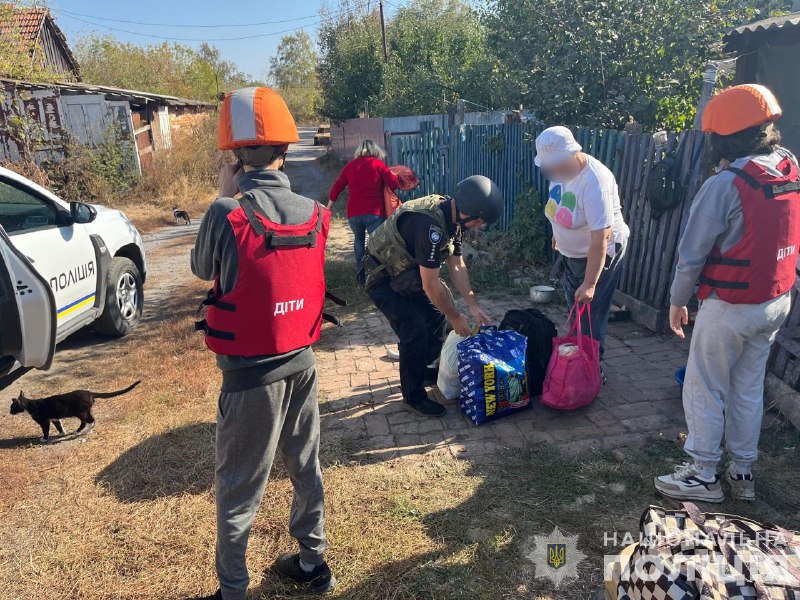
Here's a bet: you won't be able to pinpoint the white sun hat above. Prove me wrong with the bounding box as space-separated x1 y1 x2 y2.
534 126 582 168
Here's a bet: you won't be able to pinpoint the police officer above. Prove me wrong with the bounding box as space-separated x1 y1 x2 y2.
365 175 504 416
191 88 335 599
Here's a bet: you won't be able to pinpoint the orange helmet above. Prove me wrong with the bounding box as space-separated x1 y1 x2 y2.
701 84 782 136
218 87 299 150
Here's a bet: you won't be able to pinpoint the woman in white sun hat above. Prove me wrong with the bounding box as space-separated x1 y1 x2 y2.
535 126 629 372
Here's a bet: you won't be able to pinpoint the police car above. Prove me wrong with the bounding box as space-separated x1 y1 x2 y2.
0 166 146 390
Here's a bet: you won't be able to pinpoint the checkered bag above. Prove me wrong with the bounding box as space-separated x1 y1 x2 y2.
617 504 800 600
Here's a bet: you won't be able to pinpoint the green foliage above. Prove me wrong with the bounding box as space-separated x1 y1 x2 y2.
0 2 61 81
317 0 494 121
378 0 495 117
491 188 549 265
317 1 385 120
269 30 321 124
52 125 138 201
483 0 774 130
74 36 252 101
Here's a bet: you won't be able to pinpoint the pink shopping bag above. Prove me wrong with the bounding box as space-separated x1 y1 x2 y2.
541 303 601 410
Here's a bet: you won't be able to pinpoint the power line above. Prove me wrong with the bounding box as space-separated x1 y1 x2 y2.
50 1 377 43
52 10 316 41
51 4 362 29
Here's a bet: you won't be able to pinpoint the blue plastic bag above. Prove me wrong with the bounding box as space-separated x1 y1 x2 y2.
457 327 530 426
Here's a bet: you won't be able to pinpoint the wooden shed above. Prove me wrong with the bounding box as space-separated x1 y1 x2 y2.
0 79 213 173
0 6 80 80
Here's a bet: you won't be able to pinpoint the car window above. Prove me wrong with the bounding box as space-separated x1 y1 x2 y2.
0 180 65 235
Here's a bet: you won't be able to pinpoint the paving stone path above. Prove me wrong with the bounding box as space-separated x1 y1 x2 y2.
316 220 692 462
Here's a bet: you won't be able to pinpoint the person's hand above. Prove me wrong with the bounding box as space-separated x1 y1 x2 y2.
326 200 334 210
469 303 493 327
551 236 558 251
574 282 596 304
669 305 689 339
218 163 242 198
450 313 471 337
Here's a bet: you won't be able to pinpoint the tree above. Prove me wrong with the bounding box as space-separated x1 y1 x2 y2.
268 30 321 124
74 35 252 102
483 0 773 129
380 0 494 116
317 1 384 121
317 0 494 120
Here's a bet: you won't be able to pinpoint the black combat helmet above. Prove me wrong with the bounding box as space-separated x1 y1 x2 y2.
453 175 503 225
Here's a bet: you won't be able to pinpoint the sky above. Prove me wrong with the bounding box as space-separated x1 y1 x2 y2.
49 0 398 81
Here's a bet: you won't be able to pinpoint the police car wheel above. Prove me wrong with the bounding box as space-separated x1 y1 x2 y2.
94 257 143 337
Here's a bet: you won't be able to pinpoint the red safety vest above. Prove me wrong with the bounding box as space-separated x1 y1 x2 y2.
697 155 800 304
199 195 330 356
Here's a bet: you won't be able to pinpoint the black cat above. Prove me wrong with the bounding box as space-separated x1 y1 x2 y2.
9 381 141 442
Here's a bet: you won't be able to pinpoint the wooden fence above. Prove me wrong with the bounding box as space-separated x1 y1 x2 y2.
395 122 704 332
771 290 800 390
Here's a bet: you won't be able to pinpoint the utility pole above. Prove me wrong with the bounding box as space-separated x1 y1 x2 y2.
379 0 389 62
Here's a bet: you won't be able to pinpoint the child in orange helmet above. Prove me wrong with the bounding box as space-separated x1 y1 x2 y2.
656 84 800 503
192 88 335 599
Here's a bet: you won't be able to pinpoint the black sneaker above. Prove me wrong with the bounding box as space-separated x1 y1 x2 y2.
192 591 221 600
405 396 446 417
274 553 336 595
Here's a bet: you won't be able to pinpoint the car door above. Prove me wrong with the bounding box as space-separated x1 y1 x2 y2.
0 176 98 333
0 224 56 384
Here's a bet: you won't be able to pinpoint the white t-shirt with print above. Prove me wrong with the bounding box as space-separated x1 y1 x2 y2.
544 154 630 259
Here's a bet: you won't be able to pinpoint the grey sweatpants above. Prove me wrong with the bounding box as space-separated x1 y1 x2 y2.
215 366 327 600
683 294 791 474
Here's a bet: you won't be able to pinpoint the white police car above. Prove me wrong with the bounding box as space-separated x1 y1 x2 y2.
0 166 146 389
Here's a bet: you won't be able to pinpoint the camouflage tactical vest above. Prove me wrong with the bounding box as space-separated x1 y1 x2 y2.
367 195 455 277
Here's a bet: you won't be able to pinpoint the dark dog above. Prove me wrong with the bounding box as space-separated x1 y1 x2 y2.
10 381 141 442
173 207 191 225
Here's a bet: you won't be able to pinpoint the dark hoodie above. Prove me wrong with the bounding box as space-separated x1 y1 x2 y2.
191 169 319 393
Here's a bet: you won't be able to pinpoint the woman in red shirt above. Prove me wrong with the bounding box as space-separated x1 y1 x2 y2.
328 139 399 283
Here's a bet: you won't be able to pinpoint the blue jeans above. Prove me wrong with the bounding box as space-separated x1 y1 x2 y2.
562 246 626 361
349 214 384 276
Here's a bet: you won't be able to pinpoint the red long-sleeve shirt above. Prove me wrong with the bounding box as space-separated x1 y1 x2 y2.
329 156 400 218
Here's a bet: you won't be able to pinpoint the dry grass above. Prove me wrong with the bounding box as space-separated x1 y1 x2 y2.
1 219 799 600
2 116 223 235
119 116 225 233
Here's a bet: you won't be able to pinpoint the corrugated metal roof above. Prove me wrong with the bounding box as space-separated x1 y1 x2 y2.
725 12 800 39
0 6 47 43
1 77 214 108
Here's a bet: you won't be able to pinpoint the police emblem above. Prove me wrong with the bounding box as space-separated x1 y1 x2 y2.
526 526 587 587
429 226 442 244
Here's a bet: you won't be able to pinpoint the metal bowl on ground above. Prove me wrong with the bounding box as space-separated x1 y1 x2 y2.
529 285 555 304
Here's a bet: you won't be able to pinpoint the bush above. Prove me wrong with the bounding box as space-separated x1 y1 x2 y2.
54 126 138 202
488 187 549 265
133 114 224 206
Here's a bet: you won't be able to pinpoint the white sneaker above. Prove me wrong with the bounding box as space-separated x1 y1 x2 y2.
726 465 755 501
654 462 724 503
386 347 400 361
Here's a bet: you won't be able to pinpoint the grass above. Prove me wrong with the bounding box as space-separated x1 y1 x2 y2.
1 185 799 600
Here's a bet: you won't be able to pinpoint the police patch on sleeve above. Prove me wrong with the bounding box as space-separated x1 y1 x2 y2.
429 225 443 245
